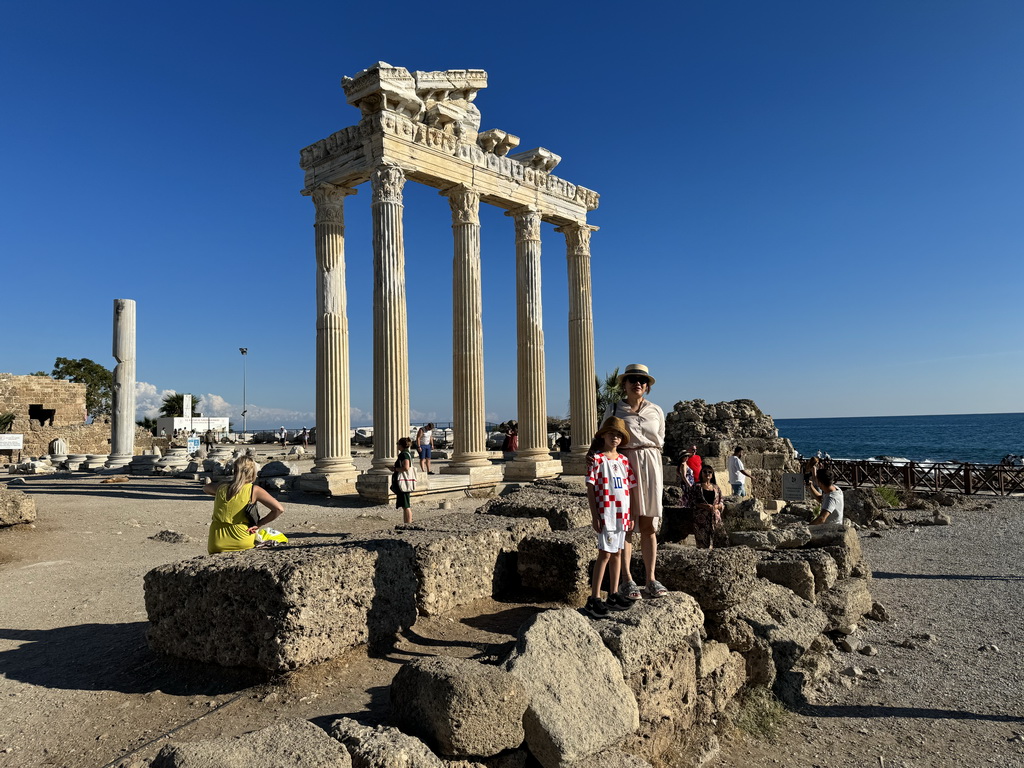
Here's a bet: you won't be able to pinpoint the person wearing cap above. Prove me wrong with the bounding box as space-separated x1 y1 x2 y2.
604 363 668 600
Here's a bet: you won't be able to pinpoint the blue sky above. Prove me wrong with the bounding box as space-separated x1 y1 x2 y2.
2 1 1022 428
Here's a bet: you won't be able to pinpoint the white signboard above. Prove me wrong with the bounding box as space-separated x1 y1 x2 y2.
182 394 192 420
781 472 805 502
0 434 24 450
187 437 201 453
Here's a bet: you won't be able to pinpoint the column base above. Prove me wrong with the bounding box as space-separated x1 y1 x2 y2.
560 454 590 476
440 464 505 484
299 470 360 496
504 458 563 481
105 455 133 469
355 472 394 503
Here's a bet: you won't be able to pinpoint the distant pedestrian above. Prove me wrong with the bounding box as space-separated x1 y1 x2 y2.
685 445 702 489
416 423 435 475
727 446 753 497
676 446 697 487
808 469 844 525
688 465 724 549
279 426 287 447
204 429 214 451
393 437 414 524
300 427 309 448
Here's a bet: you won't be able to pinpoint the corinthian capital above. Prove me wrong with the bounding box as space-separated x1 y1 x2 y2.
371 164 406 204
307 183 356 225
442 184 480 226
506 206 542 242
554 222 599 257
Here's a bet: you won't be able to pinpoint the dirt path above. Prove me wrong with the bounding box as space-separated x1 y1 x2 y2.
2 465 1023 767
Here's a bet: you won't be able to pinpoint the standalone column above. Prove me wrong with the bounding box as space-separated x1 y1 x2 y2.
555 223 599 475
442 186 503 482
505 206 561 480
359 163 411 497
301 182 359 494
106 299 136 468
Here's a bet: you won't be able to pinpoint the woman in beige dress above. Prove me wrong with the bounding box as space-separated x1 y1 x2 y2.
604 363 667 600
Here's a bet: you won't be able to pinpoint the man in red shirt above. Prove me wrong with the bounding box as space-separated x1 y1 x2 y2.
685 446 702 488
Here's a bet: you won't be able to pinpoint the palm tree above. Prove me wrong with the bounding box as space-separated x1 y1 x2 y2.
159 393 201 418
596 368 623 418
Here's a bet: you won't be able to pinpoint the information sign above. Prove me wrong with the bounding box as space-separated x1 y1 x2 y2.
0 434 24 450
781 472 805 502
187 437 201 453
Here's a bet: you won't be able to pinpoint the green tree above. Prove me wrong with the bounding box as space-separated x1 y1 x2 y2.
0 413 14 432
159 392 201 418
136 416 158 434
51 357 113 417
596 367 623 418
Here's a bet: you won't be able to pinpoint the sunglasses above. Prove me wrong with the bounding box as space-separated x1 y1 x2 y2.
624 375 648 384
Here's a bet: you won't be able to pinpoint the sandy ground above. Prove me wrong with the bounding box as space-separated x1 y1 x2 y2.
1 453 1023 767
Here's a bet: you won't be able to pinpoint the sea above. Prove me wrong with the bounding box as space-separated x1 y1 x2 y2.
774 412 1024 466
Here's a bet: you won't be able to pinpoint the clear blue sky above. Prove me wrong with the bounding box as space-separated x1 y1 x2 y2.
3 1 1022 428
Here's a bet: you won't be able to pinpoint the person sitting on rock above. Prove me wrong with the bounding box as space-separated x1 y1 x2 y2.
807 468 844 525
204 456 284 553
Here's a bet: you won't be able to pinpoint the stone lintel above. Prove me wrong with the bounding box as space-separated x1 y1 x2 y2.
504 458 563 482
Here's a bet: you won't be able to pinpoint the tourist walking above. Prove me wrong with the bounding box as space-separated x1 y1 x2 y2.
204 429 214 452
416 423 435 475
689 465 724 549
727 445 753 496
604 363 667 600
204 456 284 554
807 468 844 525
279 426 288 447
393 437 415 524
300 427 309 448
584 417 636 618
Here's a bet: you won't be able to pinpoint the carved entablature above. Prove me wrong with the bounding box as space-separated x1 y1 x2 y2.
477 129 520 156
342 62 423 120
509 148 561 173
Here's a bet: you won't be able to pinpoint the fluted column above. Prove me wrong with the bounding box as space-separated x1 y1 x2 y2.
306 183 358 483
370 164 410 473
555 223 599 474
506 206 551 464
444 185 489 468
106 299 136 468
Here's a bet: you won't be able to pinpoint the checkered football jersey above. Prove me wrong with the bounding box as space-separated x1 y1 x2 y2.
586 451 637 532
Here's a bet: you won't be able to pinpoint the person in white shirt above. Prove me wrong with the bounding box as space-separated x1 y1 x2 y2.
416 423 435 475
808 468 844 525
727 446 753 497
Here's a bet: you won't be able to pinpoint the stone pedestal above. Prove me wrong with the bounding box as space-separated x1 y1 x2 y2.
439 463 505 484
299 473 360 496
106 299 136 468
504 458 563 482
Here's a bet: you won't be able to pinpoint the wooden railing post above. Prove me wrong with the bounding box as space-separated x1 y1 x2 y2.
903 463 912 493
964 464 972 495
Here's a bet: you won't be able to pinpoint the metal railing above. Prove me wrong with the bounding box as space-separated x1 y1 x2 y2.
824 459 1024 496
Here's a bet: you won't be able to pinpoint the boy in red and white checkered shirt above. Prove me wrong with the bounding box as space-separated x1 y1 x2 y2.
584 416 637 618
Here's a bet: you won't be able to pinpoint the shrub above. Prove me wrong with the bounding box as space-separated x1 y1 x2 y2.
733 686 788 742
875 486 902 508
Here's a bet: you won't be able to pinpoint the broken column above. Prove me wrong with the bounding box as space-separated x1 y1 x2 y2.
106 298 136 469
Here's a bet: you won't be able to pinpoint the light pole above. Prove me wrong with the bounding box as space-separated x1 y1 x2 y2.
239 348 248 440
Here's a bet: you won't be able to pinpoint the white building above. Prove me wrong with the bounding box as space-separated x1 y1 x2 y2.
156 416 230 436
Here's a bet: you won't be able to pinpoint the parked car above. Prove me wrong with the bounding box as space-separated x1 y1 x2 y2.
353 427 374 445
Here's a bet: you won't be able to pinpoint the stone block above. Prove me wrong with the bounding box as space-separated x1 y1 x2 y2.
695 639 733 679
151 718 351 767
517 527 595 605
807 524 867 578
656 545 759 611
694 650 745 722
479 483 588 531
144 539 417 671
755 556 816 602
0 488 36 526
259 461 297 477
728 526 812 550
330 718 444 768
390 656 527 758
504 609 639 768
817 578 874 633
563 751 653 768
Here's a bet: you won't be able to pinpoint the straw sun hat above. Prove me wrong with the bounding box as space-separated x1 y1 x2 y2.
617 363 655 388
595 416 630 446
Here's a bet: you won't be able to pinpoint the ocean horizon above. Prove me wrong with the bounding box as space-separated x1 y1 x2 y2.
774 412 1024 465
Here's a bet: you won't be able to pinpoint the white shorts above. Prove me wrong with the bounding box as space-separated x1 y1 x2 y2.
597 528 626 553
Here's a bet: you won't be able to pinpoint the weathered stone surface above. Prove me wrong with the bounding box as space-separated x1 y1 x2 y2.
723 497 772 530
807 524 867 578
842 487 890 525
656 545 759 611
694 649 745 722
151 718 351 768
144 539 417 671
478 481 587 531
0 488 36 526
391 656 527 758
563 750 652 768
259 461 297 477
330 717 444 768
517 527 594 605
817 578 873 633
504 609 639 768
728 526 812 550
755 557 816 602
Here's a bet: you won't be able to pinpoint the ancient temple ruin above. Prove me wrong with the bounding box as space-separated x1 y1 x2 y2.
298 63 600 499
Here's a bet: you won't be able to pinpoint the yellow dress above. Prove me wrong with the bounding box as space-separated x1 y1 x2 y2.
208 483 257 554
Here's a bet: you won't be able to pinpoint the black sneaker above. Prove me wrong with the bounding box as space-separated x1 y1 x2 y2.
583 596 609 619
607 593 633 611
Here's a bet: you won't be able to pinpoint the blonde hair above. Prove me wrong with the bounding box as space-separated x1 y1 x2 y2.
228 456 258 500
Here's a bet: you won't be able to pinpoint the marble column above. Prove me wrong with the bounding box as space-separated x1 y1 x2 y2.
555 223 599 475
106 298 136 468
505 206 561 480
300 182 359 494
365 163 411 480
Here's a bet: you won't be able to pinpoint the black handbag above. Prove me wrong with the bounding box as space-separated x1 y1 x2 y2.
242 484 260 527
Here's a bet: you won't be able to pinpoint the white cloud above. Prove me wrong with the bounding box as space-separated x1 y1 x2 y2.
134 381 314 429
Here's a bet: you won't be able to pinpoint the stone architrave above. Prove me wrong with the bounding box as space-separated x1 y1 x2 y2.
106 299 136 468
505 207 561 481
300 182 359 495
358 164 411 498
555 222 598 475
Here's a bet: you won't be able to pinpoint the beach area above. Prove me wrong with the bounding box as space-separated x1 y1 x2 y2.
1 451 1023 767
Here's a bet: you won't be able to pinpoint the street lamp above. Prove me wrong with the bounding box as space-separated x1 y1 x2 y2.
239 348 248 439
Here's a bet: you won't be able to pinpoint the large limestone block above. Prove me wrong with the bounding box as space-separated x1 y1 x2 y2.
479 482 588 531
563 751 652 768
807 524 868 578
259 461 297 477
330 718 444 768
144 539 417 671
387 514 548 616
390 656 527 758
694 650 746 723
728 526 811 550
791 549 840 593
816 577 873 633
504 609 639 768
656 545 759 611
150 718 351 767
517 527 595 605
755 556 816 602
0 488 36 526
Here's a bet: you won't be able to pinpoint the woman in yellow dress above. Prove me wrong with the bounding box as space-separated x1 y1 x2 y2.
204 455 285 553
